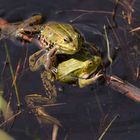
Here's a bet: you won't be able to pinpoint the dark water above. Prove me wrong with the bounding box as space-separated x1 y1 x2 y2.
1 0 140 140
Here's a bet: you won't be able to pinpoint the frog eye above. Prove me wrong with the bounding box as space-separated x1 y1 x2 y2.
64 37 72 43
89 62 92 65
89 61 93 65
63 38 70 43
64 38 68 42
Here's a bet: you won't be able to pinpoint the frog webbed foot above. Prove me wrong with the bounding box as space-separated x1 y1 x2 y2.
25 93 62 140
15 14 44 43
79 70 104 88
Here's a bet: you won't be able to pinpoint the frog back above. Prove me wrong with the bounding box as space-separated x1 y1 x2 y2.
42 22 78 41
57 58 84 82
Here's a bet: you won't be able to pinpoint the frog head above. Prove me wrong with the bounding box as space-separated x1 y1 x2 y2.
40 22 84 54
57 54 102 84
79 56 102 79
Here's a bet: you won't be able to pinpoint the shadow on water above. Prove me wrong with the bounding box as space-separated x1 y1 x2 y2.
1 0 140 140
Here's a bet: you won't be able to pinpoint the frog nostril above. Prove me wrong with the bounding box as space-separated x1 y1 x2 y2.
89 62 93 65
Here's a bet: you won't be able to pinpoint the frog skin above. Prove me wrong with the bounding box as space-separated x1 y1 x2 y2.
27 44 103 103
25 48 103 139
0 14 86 100
0 14 42 42
0 14 83 70
8 14 84 71
0 14 84 100
0 15 62 132
0 14 103 136
28 22 84 70
56 46 103 87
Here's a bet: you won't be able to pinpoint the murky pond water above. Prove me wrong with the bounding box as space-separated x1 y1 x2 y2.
1 0 140 140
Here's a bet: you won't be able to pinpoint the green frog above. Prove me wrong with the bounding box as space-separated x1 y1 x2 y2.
0 14 86 101
56 47 103 87
25 15 103 101
27 45 103 104
0 14 83 69
26 47 103 140
11 14 84 70
0 14 103 136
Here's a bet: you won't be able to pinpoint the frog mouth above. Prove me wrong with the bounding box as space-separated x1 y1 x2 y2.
59 45 79 54
66 48 79 54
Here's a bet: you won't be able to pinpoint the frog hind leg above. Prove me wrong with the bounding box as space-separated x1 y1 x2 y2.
25 70 58 124
16 14 44 42
40 70 57 103
21 14 43 27
36 107 62 140
78 71 103 88
29 48 57 101
25 98 61 140
25 70 56 106
16 25 45 43
25 94 61 139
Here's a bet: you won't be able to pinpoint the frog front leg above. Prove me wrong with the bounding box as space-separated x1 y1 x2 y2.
29 47 57 101
79 71 103 88
29 49 48 71
43 47 57 70
29 47 57 71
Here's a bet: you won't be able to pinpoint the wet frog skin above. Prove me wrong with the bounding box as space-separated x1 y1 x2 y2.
15 14 84 71
0 14 103 101
1 14 85 103
56 47 103 87
0 14 84 71
27 45 103 105
25 47 103 140
27 21 103 98
0 14 104 135
29 21 84 70
21 14 84 102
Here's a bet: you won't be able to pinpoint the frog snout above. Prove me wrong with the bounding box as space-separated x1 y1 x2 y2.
61 45 79 54
70 46 79 53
